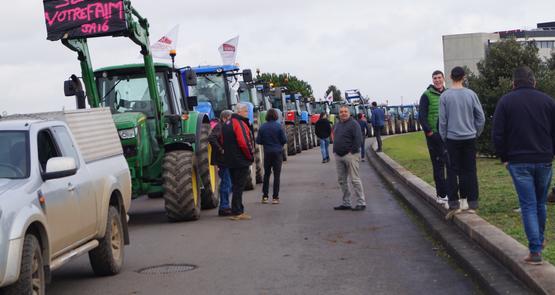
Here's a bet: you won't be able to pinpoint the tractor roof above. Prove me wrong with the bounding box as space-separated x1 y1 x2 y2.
191 65 240 74
94 63 172 73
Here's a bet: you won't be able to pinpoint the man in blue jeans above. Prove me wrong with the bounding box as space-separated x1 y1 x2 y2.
492 66 555 265
208 110 233 216
315 112 332 163
370 102 385 152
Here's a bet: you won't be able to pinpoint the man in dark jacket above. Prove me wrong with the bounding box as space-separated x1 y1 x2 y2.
357 113 370 161
315 112 332 163
208 110 233 216
333 105 366 211
222 103 255 220
492 66 555 265
256 108 287 204
419 70 448 205
370 102 385 152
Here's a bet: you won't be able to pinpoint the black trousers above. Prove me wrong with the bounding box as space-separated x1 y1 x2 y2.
262 151 283 198
373 126 382 151
446 138 479 209
425 133 448 198
230 167 250 215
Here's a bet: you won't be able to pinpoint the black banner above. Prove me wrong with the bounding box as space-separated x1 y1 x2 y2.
43 0 127 41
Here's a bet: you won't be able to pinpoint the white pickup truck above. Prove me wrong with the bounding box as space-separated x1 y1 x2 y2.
0 108 132 294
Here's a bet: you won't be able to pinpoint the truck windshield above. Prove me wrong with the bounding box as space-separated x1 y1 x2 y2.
191 73 228 113
98 73 170 117
0 131 29 179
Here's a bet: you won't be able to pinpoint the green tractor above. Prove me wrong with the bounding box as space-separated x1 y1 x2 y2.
46 0 217 221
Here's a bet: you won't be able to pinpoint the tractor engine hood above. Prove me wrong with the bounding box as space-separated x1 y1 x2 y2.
112 112 146 130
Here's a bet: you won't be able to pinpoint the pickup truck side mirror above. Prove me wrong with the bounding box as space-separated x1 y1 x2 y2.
42 157 77 181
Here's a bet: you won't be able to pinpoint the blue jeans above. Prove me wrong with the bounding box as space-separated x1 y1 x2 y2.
218 167 232 209
507 163 552 254
320 138 330 160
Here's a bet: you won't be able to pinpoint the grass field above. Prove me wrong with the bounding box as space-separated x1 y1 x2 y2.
383 132 555 263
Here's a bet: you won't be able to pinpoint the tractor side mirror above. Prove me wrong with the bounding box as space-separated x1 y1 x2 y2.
243 69 253 83
64 80 76 97
184 69 197 86
186 95 198 110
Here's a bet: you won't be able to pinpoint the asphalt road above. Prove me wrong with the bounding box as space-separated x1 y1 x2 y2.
48 146 481 295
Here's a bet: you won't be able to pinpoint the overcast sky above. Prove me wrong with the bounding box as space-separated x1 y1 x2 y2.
1 0 555 114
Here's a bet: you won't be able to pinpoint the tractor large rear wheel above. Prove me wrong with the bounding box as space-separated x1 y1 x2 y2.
163 150 201 221
286 125 296 156
198 123 218 210
300 124 308 150
295 125 302 154
254 121 263 184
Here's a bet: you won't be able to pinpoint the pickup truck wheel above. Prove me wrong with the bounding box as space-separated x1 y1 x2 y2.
89 206 124 276
163 150 201 221
3 234 45 295
198 123 218 210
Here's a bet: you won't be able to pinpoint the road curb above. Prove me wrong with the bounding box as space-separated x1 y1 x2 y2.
366 138 555 295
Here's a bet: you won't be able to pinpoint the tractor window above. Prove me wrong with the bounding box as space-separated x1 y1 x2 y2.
191 73 228 114
0 131 29 179
98 73 170 117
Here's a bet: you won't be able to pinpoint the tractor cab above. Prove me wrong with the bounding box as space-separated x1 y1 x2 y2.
181 65 253 123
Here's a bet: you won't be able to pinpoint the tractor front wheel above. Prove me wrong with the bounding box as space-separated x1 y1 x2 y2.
163 150 201 221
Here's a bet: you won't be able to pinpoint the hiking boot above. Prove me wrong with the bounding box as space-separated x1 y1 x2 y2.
272 198 280 204
334 205 352 210
445 208 462 220
322 159 326 163
352 205 366 211
523 253 543 265
262 197 269 204
218 208 232 216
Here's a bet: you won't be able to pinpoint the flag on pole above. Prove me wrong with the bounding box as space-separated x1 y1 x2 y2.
218 36 239 65
326 91 334 102
150 25 180 59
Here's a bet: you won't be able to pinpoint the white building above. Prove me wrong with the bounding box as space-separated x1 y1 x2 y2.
443 21 555 86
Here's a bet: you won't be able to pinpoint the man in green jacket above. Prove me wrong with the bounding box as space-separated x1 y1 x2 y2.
419 70 448 205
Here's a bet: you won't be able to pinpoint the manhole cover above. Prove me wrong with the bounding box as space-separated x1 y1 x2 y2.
137 264 197 275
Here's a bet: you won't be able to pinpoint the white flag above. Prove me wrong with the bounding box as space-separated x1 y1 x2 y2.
326 91 334 102
218 36 239 65
150 25 179 59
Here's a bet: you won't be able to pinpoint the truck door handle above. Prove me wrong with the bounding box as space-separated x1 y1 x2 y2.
67 183 76 192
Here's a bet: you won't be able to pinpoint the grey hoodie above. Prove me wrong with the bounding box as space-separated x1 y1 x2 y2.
439 87 485 141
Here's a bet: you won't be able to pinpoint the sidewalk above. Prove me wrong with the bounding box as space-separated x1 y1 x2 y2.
366 138 555 294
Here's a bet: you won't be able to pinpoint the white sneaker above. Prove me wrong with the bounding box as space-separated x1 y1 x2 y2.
460 198 469 210
445 208 462 220
436 196 448 204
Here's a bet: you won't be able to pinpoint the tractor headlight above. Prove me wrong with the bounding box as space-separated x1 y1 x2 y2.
118 128 137 140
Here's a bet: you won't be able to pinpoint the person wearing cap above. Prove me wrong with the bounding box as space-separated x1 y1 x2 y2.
439 66 485 219
492 66 555 265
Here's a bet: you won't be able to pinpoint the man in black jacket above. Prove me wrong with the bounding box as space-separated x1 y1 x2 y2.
492 66 555 265
333 105 366 211
208 110 233 216
419 70 448 205
315 112 332 163
222 103 255 220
